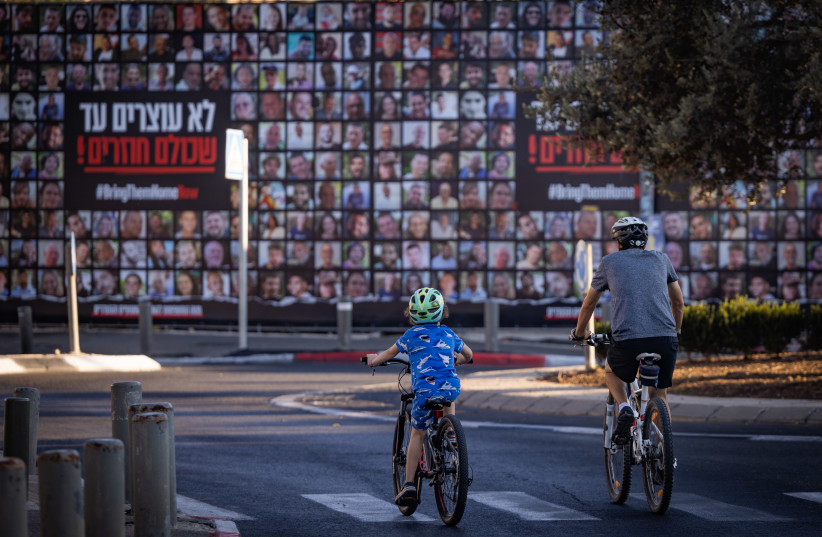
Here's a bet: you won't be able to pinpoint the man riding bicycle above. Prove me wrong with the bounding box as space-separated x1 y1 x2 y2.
571 217 684 444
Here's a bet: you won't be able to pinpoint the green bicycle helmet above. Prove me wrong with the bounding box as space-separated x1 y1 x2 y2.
408 287 445 324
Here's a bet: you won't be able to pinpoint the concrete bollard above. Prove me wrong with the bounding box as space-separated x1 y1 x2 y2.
13 387 40 474
17 306 33 354
128 402 176 526
484 299 500 352
131 412 171 537
0 457 28 537
139 301 153 356
83 439 125 537
3 397 31 477
38 449 84 537
111 381 142 504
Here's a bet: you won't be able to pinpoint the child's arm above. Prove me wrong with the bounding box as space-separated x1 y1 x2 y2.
455 343 473 365
366 344 400 367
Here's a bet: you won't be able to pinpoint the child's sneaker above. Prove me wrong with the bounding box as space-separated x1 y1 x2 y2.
395 482 417 506
612 406 635 445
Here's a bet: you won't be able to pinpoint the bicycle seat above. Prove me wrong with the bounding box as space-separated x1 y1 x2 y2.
635 352 662 363
424 397 452 410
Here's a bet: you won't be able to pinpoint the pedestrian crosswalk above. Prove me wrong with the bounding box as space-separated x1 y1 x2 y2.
303 490 815 523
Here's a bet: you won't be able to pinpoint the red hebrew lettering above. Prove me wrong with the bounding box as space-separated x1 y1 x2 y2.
199 137 217 165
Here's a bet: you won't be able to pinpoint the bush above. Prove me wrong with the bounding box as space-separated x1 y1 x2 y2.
681 298 816 357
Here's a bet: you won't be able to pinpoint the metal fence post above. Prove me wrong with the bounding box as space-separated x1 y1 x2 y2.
484 299 500 352
110 381 141 504
3 397 30 479
13 387 39 474
38 449 84 537
337 297 352 350
139 301 153 356
131 412 171 537
0 457 27 537
17 306 33 354
128 402 176 527
83 439 125 537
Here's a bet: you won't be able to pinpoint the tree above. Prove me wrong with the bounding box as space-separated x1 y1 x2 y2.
529 1 822 203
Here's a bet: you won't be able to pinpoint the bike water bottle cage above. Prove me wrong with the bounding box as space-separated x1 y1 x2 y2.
636 352 662 387
409 287 445 324
611 216 648 249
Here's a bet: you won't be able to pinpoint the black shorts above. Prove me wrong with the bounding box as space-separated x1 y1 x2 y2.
606 336 678 389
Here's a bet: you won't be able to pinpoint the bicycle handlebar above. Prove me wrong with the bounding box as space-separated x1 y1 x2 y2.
569 333 611 347
361 355 473 366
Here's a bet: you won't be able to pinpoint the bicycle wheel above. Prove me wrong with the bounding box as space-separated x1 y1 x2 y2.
433 415 469 526
603 396 632 504
392 411 419 515
642 397 675 514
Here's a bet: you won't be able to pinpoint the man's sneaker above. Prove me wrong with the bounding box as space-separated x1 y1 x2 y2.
395 482 417 506
612 406 635 445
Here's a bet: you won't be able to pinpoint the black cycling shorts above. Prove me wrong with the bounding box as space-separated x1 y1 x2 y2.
606 336 678 389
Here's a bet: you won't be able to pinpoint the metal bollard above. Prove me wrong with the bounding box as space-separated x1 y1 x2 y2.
0 457 28 537
132 412 171 537
17 306 33 354
484 299 500 352
83 439 125 537
3 397 31 478
139 301 153 356
38 449 84 537
13 387 40 474
337 297 352 350
111 381 142 504
128 402 176 527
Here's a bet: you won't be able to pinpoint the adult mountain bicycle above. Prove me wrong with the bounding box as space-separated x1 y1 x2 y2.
573 333 675 514
361 355 471 526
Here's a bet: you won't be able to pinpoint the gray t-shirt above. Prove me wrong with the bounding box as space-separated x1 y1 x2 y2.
591 248 678 341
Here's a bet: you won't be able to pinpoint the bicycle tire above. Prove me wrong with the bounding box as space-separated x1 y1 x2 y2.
433 415 469 526
642 397 675 514
392 411 419 515
603 396 632 504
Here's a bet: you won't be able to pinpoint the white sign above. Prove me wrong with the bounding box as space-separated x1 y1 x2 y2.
573 240 593 294
224 129 245 180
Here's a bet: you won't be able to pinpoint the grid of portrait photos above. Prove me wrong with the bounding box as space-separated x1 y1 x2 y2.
1 2 818 307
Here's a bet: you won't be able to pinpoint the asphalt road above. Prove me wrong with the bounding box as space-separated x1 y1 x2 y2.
2 362 820 537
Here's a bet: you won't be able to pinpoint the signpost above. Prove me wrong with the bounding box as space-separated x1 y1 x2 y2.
225 129 248 350
574 240 596 370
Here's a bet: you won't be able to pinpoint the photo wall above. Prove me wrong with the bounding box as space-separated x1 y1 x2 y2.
0 2 812 323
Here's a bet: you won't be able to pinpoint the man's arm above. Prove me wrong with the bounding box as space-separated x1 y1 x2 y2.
574 287 603 338
668 280 684 333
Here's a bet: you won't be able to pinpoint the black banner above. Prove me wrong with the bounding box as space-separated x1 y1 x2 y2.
515 93 640 211
64 92 231 210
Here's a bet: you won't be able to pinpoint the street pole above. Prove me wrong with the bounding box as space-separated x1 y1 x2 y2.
66 233 81 354
239 138 248 351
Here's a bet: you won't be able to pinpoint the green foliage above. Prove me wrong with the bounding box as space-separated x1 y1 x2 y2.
761 301 803 357
529 1 822 202
681 298 815 356
679 301 720 357
803 305 822 351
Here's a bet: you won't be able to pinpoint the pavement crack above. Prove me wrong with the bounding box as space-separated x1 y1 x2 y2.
552 483 586 506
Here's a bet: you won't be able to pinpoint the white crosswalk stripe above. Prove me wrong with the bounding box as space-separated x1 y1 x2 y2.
631 492 791 521
785 492 822 504
302 493 435 522
469 491 598 521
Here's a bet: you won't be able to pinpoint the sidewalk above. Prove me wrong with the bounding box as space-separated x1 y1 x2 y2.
23 474 238 537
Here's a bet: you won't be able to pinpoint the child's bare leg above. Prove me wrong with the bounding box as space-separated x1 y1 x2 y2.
405 427 425 484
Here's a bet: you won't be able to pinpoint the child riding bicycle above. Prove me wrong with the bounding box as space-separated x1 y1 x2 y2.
367 287 473 506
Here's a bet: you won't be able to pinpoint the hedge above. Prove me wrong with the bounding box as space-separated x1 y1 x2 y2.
595 299 818 358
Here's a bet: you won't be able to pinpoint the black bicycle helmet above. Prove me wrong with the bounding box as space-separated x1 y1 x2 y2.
611 216 648 249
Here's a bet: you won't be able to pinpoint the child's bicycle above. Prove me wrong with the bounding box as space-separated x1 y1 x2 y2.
361 355 471 526
572 333 676 514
